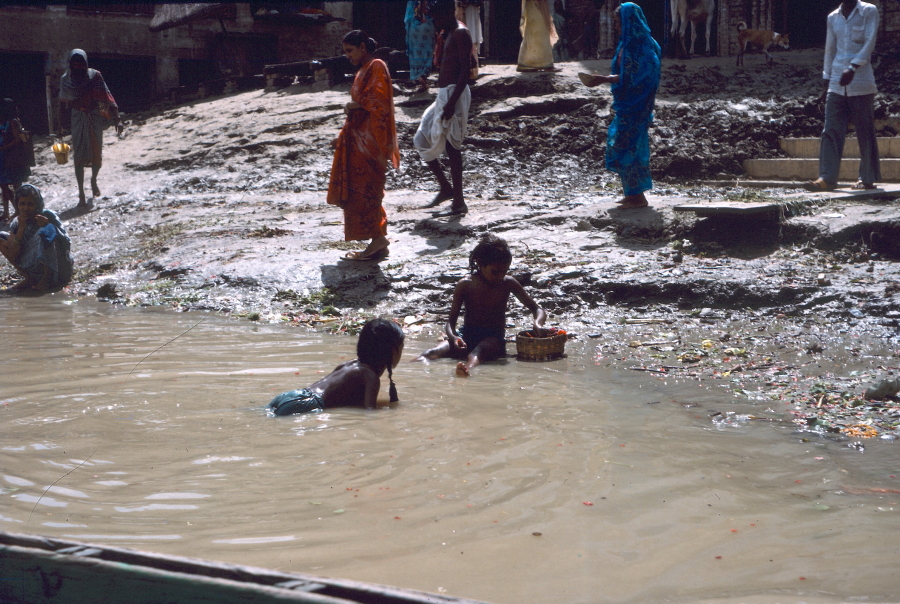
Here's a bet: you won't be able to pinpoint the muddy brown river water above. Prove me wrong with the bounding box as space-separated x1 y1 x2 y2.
2 296 899 604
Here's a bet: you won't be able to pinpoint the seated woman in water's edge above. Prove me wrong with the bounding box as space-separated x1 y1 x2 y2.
0 184 74 291
268 318 405 416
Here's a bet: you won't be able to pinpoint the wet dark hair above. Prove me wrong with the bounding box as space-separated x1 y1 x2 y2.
342 30 378 53
468 233 513 274
357 318 405 403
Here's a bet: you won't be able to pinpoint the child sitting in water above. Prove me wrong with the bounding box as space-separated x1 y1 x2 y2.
416 233 546 376
268 318 405 415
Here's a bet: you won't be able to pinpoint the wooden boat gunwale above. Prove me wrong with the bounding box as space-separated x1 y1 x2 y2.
0 531 490 604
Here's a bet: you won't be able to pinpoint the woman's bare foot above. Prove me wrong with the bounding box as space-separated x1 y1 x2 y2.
616 194 648 209
77 190 87 207
455 362 470 377
360 236 389 258
91 181 101 198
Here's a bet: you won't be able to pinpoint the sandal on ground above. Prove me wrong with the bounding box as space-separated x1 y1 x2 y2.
851 180 877 190
342 248 389 262
802 179 835 192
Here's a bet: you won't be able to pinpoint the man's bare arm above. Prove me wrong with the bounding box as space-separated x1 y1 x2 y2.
441 28 474 120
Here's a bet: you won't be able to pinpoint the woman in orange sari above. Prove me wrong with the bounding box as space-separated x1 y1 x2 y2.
328 30 401 261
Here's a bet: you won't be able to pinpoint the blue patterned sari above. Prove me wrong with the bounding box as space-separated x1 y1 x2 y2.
606 3 661 196
405 1 435 81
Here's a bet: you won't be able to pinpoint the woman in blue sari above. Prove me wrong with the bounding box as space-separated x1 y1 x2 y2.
0 184 73 290
580 3 661 208
405 1 436 94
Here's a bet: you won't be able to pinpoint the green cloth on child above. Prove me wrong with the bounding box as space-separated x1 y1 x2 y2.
268 388 325 416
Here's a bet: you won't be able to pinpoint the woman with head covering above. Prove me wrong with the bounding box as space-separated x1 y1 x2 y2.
0 98 31 223
579 3 661 208
0 184 73 290
58 49 124 207
327 30 400 262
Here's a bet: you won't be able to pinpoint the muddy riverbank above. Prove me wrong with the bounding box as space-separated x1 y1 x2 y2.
2 53 900 426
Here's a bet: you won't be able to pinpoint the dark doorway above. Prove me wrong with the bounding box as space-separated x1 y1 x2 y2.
352 1 408 50
786 0 829 49
0 51 49 135
88 56 157 114
179 59 220 88
486 0 522 62
635 0 665 48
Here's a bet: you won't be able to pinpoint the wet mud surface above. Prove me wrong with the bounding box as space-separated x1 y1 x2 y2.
3 52 900 441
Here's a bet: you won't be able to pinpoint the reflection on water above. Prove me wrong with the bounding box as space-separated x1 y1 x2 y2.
2 296 899 604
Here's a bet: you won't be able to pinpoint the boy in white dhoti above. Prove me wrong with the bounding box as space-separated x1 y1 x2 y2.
414 0 473 217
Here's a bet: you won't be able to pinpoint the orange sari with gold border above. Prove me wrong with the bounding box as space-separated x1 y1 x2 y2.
327 58 400 241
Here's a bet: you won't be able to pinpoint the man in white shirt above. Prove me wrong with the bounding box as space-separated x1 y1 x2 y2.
804 0 880 192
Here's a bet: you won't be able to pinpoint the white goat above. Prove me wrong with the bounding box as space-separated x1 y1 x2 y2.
670 0 716 56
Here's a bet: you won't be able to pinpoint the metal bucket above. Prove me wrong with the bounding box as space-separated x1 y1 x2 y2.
52 142 70 165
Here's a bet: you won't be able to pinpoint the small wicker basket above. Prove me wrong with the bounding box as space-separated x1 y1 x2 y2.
516 329 567 361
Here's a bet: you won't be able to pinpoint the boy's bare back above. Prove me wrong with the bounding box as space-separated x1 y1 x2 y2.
437 25 473 88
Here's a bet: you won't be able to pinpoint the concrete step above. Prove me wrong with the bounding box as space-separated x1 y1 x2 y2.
780 137 900 158
743 157 900 182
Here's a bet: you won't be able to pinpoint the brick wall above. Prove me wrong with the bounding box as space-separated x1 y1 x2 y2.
0 3 348 107
876 0 900 53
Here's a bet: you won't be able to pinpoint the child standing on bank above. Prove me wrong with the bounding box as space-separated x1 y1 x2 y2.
416 233 547 376
0 99 31 223
268 318 405 415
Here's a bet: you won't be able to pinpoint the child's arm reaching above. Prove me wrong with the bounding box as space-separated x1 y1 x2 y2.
444 280 469 353
510 278 547 331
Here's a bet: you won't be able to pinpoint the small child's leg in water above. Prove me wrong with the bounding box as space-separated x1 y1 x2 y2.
414 340 451 361
415 337 469 362
455 337 504 377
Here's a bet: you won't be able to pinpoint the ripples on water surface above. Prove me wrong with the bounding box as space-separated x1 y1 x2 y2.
2 297 898 604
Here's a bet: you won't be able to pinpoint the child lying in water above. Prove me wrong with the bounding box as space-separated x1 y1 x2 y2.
268 318 405 415
416 233 546 376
